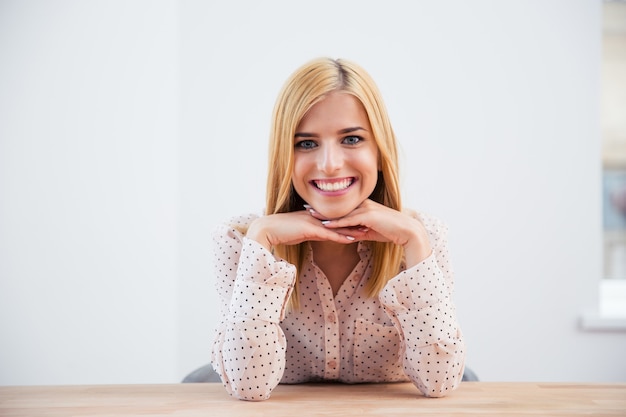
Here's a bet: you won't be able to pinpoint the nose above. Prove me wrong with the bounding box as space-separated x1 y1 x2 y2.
318 142 343 173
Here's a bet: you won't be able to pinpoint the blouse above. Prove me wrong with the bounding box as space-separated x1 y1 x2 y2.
210 211 465 401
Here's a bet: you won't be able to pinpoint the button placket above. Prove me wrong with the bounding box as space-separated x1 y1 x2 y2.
324 311 340 379
314 268 341 380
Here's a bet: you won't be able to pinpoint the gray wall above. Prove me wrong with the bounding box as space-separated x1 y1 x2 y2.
1 0 624 385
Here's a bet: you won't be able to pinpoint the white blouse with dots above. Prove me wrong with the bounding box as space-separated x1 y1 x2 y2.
210 211 465 401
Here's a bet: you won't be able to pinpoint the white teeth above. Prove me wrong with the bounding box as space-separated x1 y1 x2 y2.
315 179 352 191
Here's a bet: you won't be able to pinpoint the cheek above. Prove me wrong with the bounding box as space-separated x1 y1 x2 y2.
359 151 380 176
362 144 380 172
291 157 309 195
292 157 304 182
360 153 381 192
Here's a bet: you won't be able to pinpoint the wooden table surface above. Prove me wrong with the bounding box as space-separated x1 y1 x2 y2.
1 382 625 416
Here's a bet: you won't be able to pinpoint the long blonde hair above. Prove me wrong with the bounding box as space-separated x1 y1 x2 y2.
265 57 404 307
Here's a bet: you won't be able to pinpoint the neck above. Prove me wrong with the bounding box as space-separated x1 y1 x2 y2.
310 240 358 259
310 240 360 296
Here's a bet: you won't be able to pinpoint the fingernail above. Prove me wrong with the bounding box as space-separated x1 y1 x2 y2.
321 220 331 225
345 236 355 241
303 204 311 210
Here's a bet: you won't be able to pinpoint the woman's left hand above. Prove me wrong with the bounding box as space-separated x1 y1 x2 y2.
307 199 433 267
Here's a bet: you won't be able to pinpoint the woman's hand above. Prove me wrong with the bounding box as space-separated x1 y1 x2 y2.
309 199 433 267
246 210 358 251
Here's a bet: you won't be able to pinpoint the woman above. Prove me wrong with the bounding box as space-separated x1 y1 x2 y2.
210 57 465 401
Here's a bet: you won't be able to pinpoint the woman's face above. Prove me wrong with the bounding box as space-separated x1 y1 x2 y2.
292 91 380 220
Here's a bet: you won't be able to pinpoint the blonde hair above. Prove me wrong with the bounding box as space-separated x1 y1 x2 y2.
265 57 404 308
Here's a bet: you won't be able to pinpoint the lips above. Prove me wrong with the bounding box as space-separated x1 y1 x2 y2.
312 178 354 192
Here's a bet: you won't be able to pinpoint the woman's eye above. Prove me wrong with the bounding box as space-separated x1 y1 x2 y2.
342 135 362 145
295 139 317 149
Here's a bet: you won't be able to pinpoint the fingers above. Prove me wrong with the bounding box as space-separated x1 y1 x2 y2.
298 209 359 243
302 203 371 231
307 226 358 244
301 201 426 248
303 204 328 221
301 205 364 242
304 200 403 244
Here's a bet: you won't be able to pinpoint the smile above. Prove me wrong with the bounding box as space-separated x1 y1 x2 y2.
312 178 354 192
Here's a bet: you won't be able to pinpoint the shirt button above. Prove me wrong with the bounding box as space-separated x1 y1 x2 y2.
328 360 337 368
327 313 336 323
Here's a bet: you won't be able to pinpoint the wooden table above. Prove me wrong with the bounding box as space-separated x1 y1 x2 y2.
1 382 625 416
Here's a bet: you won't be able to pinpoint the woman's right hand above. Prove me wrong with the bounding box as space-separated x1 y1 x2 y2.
246 210 360 251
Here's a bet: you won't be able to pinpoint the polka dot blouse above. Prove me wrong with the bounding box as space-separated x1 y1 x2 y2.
210 211 465 401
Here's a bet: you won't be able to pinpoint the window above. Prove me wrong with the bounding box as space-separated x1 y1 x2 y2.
589 0 626 328
602 1 626 285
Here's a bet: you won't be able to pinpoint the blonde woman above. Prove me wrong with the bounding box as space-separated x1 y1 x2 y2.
210 57 465 401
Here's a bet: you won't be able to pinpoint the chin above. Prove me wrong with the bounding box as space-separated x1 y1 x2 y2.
315 206 358 220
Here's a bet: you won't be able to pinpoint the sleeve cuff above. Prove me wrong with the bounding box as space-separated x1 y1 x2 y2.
379 253 449 313
394 302 457 348
228 279 294 323
228 237 296 323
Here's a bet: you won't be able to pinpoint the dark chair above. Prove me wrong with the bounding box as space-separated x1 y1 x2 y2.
182 364 221 383
461 366 479 381
182 364 478 383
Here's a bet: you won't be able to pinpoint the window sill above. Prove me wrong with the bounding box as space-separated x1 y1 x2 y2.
580 279 626 331
581 311 626 330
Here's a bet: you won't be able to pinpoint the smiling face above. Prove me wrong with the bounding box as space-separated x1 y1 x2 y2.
292 91 380 219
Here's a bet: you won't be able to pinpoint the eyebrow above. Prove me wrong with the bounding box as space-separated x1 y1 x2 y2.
294 126 368 138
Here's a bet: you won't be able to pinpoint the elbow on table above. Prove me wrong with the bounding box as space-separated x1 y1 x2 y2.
230 387 273 402
224 383 273 401
411 365 463 398
418 378 460 398
222 376 278 401
212 364 278 401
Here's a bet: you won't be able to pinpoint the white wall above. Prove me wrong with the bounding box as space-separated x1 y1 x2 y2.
0 1 179 384
1 0 624 386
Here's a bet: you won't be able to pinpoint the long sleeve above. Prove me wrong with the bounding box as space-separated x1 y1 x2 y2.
210 218 296 401
379 216 465 397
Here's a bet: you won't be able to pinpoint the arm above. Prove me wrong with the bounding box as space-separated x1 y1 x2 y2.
210 218 296 401
210 211 354 400
379 215 465 397
315 203 465 396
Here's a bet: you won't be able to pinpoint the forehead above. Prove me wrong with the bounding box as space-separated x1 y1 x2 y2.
296 92 371 132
